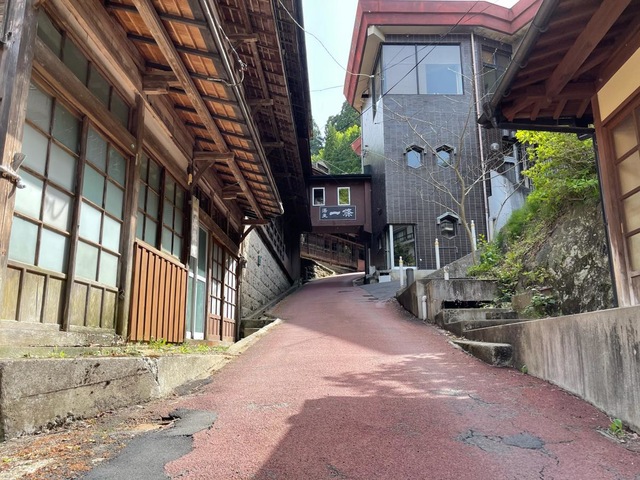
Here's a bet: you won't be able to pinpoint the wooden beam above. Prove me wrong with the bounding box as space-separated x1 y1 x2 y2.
222 184 242 200
553 98 568 119
142 72 180 94
105 1 207 28
193 151 235 163
248 98 274 107
242 218 270 225
128 33 221 62
502 98 535 121
545 0 632 98
263 141 285 149
0 0 38 298
131 0 264 218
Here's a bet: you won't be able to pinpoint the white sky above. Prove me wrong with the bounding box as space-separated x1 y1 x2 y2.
301 0 520 131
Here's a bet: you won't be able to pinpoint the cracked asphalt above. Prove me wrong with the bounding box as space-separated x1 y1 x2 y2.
68 273 639 479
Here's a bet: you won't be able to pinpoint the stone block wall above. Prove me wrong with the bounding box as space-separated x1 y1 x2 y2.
241 229 292 318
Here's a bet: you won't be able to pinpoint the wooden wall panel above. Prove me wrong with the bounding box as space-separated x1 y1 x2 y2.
129 242 187 343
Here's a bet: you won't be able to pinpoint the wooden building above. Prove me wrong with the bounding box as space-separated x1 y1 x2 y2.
0 0 311 345
479 0 640 307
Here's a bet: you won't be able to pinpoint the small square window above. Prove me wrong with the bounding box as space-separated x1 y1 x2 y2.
312 188 325 206
337 187 350 205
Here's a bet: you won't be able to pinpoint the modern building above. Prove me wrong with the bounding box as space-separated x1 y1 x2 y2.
344 0 539 272
0 0 311 346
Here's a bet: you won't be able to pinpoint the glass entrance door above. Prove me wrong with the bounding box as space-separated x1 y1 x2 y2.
186 227 207 339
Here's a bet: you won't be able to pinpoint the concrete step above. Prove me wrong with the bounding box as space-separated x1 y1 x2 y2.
435 308 517 327
240 316 278 338
445 318 524 336
452 339 513 367
242 319 272 329
242 328 262 337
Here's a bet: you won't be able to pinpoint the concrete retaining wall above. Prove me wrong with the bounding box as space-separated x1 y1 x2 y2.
0 354 230 440
241 230 292 318
466 306 640 432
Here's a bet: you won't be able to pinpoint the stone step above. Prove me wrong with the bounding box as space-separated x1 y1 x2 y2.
452 339 513 367
242 319 273 329
435 308 517 327
242 327 262 338
445 318 524 336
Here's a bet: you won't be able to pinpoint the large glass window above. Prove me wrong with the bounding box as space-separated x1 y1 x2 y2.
382 45 418 95
380 44 463 96
76 127 127 287
9 84 80 273
137 154 186 260
37 10 130 129
418 45 463 95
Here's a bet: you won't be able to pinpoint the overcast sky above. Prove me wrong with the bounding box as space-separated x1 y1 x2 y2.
301 0 519 131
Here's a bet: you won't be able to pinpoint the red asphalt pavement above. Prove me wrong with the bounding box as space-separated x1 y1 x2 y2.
166 274 639 479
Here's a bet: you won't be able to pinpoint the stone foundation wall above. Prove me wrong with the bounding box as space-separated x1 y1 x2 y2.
241 230 292 318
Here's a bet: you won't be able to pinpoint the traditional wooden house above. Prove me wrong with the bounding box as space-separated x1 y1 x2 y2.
0 0 311 346
477 0 640 432
479 0 640 308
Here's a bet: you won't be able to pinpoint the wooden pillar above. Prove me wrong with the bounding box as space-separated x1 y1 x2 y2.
116 94 145 339
0 0 38 295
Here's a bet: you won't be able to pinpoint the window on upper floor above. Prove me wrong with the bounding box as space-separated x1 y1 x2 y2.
435 144 455 167
338 187 351 205
482 47 510 96
380 44 463 96
405 145 423 168
37 10 131 129
312 187 325 206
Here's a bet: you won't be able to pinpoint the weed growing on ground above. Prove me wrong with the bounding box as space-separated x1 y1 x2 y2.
609 418 624 437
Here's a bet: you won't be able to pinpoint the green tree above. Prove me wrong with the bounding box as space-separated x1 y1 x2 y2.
313 101 362 174
310 120 324 156
325 101 361 135
322 123 361 174
515 131 599 217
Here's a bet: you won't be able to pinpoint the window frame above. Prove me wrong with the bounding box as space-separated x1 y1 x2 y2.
136 153 187 261
312 187 326 206
405 145 423 169
337 187 351 206
9 84 81 274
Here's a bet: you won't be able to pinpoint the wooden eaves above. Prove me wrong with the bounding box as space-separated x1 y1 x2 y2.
478 0 640 133
104 0 309 222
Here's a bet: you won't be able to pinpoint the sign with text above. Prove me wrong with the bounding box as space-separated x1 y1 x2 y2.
320 206 356 220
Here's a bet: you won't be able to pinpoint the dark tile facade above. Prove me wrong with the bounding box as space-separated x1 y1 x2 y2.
362 34 503 270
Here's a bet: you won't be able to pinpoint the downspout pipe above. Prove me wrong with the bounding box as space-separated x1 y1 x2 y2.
479 0 561 127
199 0 284 216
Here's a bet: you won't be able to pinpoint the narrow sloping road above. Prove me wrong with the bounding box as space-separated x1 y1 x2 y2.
131 275 640 478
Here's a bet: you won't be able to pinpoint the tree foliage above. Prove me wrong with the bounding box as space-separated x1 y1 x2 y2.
325 101 361 135
310 120 324 156
313 101 362 174
516 131 599 218
469 131 602 313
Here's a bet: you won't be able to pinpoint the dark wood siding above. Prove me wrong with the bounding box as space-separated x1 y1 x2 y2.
128 241 187 342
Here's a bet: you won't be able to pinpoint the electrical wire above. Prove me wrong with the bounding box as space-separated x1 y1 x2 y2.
277 0 373 79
